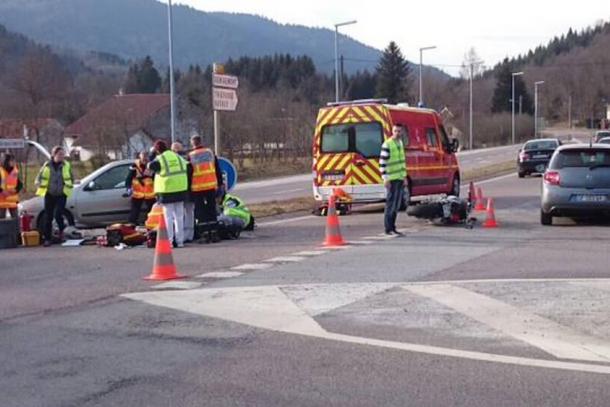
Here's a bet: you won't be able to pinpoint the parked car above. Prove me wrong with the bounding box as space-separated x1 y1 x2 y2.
597 137 610 145
19 159 134 230
594 130 610 142
541 144 610 225
517 138 561 178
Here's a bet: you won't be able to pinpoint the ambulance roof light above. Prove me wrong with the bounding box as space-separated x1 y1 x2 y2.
326 98 388 107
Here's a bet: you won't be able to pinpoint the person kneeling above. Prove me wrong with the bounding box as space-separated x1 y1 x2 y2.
217 192 254 239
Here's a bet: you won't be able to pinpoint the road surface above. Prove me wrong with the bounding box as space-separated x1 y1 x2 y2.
2 171 610 406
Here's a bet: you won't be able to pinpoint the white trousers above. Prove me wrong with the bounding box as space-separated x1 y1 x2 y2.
162 201 185 246
184 201 195 242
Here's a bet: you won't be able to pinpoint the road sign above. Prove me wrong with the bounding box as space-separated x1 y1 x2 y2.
213 73 239 89
213 88 239 111
0 139 26 149
218 157 238 191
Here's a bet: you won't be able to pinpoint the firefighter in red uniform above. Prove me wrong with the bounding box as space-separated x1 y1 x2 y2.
125 151 155 225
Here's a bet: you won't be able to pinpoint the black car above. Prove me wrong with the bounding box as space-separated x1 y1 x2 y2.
517 138 561 178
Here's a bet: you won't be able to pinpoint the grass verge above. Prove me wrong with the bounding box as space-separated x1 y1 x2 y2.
462 160 515 183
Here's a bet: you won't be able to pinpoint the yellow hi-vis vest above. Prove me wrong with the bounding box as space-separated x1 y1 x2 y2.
35 161 73 197
189 147 218 192
383 139 407 181
153 150 188 194
0 166 19 209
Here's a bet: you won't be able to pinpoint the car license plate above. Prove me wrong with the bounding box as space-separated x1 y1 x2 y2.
535 164 546 172
322 173 344 182
572 194 608 202
533 154 547 159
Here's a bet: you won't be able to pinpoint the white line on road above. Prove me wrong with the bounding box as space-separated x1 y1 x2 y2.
198 271 244 278
231 263 274 271
151 281 203 290
293 250 329 256
264 256 307 263
404 284 610 363
257 215 315 227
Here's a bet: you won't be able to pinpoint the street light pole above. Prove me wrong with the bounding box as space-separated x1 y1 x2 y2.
534 81 545 137
334 20 357 102
418 46 436 107
468 61 483 150
167 0 176 144
511 71 524 145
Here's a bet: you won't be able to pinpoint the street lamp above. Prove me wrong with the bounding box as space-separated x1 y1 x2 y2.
167 0 176 143
511 71 524 144
534 81 545 137
419 46 436 106
334 20 357 102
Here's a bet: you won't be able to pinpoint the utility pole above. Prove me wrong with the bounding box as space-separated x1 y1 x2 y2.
167 0 176 144
334 20 357 102
419 46 437 107
519 95 523 116
534 81 545 137
568 95 572 128
468 60 483 150
340 55 345 100
511 71 524 145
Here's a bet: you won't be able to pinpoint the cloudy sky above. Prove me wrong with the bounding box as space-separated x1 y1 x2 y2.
173 0 608 75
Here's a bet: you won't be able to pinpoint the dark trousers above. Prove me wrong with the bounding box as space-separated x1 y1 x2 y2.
193 190 218 224
43 194 67 241
0 208 19 245
384 180 405 233
129 198 155 225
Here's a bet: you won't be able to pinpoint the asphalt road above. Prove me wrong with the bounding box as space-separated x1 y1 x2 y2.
236 144 523 204
2 169 610 407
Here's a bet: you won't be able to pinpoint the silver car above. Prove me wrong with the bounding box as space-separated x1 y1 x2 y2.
541 144 610 225
20 160 134 229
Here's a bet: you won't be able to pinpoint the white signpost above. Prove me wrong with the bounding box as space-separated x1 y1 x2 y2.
212 64 239 154
0 139 26 149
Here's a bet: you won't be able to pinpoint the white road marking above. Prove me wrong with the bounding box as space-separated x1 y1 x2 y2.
320 245 352 250
257 215 315 227
151 281 203 290
264 256 307 263
293 250 329 256
460 172 517 189
364 235 395 240
198 271 244 278
404 284 610 363
123 284 610 376
231 263 274 271
347 240 374 245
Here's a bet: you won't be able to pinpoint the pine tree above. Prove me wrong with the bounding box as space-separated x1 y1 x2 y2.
375 41 411 104
124 56 161 94
491 59 533 114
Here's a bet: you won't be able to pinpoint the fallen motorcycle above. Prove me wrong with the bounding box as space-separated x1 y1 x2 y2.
406 196 476 228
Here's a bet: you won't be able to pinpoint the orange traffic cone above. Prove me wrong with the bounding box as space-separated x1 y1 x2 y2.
482 198 499 228
323 193 346 247
474 187 486 211
144 210 184 281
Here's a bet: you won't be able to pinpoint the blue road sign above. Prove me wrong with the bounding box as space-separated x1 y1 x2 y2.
218 157 238 191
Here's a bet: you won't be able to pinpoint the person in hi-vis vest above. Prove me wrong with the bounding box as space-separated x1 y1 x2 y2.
35 146 74 246
379 124 408 235
147 140 189 248
188 135 223 232
125 151 155 225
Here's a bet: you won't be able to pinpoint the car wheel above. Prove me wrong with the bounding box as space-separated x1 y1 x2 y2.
36 209 76 235
518 171 526 178
449 175 460 197
540 209 553 226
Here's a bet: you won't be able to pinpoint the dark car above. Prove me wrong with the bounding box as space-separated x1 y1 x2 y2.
517 138 561 178
541 144 610 225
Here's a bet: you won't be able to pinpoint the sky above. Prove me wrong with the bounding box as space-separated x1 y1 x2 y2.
171 0 609 76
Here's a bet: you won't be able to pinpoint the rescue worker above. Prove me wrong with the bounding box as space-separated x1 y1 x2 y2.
171 142 195 242
147 140 188 248
125 151 155 225
217 191 253 238
0 153 23 221
35 146 74 246
379 124 408 235
188 135 222 235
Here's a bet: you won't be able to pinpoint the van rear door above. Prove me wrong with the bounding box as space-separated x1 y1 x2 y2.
316 124 354 192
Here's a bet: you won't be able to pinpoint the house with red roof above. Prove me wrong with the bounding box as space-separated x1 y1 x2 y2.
64 93 200 160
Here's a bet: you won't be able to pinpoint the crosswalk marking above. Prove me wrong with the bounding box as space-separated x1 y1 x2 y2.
198 271 244 278
404 283 610 363
231 263 274 271
264 256 307 263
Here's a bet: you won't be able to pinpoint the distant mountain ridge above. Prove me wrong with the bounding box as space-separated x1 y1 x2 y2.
0 0 386 75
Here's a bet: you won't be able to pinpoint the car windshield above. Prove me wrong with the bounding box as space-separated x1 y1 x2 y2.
524 140 558 151
550 149 610 169
595 131 610 140
321 122 383 158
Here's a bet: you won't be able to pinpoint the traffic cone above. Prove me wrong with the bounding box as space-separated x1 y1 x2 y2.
482 198 499 228
322 193 346 247
144 210 184 281
468 182 476 204
474 187 486 211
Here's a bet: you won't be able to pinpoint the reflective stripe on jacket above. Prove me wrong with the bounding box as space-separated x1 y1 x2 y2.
153 150 188 194
379 139 407 182
189 147 218 192
35 161 73 197
0 166 19 208
131 160 155 200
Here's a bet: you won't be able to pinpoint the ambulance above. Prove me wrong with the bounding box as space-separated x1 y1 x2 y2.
312 99 461 211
